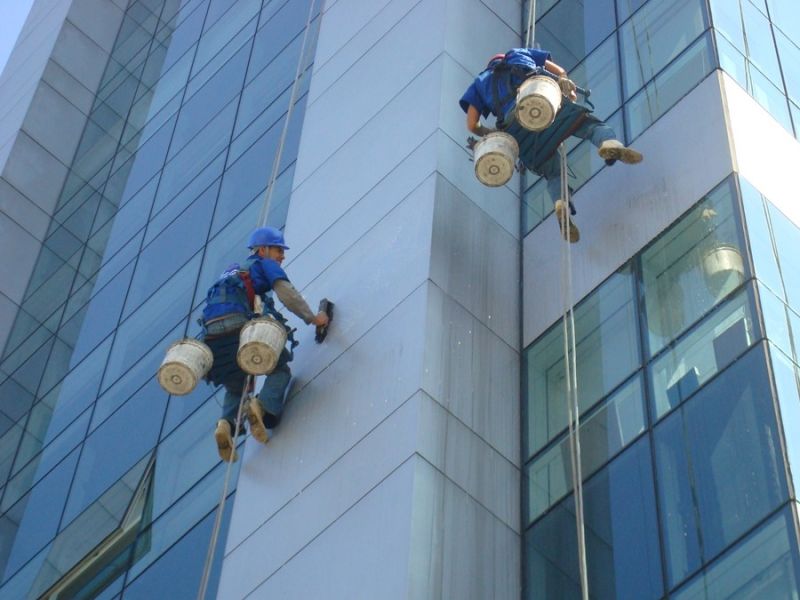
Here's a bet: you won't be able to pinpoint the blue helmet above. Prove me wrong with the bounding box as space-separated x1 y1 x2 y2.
248 226 289 250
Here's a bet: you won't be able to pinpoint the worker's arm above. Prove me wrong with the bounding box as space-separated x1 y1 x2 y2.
273 279 328 327
544 59 577 101
466 104 495 136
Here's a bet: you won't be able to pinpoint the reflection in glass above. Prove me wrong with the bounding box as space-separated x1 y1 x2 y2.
535 0 615 71
649 284 758 418
524 267 639 459
619 0 707 98
654 344 787 587
526 374 646 524
526 437 662 600
672 508 800 599
641 177 746 358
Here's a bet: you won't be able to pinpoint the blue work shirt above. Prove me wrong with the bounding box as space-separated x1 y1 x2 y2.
248 253 289 296
459 48 551 122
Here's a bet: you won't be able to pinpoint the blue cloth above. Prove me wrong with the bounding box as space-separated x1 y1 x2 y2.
248 253 289 295
459 48 551 121
221 349 292 430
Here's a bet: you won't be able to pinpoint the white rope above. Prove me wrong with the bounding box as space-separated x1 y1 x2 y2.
525 0 536 47
558 144 589 600
196 2 319 598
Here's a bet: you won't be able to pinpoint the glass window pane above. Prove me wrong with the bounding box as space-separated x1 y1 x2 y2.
625 32 716 140
672 507 800 599
741 1 782 84
619 0 708 98
709 0 745 49
641 177 746 357
524 266 640 459
748 63 793 132
767 201 800 312
526 374 646 524
769 345 800 501
649 285 759 418
568 36 621 120
739 177 784 297
525 437 662 600
535 0 615 71
769 0 800 42
654 344 787 587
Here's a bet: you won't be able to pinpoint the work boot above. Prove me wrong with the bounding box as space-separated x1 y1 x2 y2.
554 199 580 243
214 420 238 463
598 140 643 166
247 396 270 444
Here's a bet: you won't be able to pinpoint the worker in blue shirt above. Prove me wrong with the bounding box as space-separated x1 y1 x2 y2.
460 48 643 242
201 226 329 462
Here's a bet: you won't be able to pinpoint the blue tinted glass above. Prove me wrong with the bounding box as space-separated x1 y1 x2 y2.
769 345 800 497
535 0 615 71
769 0 800 43
568 36 621 120
775 29 800 106
741 1 782 84
123 496 233 600
248 0 314 83
739 177 784 297
748 63 793 132
767 201 800 311
709 0 745 49
61 386 163 526
0 449 79 581
654 344 787 587
626 32 715 140
619 0 708 98
672 507 800 599
526 437 662 600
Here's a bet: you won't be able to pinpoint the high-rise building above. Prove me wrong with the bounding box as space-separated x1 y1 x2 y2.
0 0 798 598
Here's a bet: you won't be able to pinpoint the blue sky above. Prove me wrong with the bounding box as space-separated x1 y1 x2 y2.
0 0 35 77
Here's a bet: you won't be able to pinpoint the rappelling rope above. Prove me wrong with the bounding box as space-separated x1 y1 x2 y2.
525 0 536 47
558 144 589 600
196 1 319 598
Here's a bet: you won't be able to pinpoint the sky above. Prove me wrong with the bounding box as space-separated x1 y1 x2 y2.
0 0 35 78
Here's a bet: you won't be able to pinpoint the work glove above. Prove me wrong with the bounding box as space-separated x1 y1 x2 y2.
558 76 577 99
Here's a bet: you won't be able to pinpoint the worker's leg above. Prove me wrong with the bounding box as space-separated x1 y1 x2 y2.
257 348 293 428
573 116 643 165
221 372 247 428
540 156 579 242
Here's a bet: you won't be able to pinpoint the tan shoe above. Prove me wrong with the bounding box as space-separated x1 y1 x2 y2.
598 139 643 164
214 420 238 463
554 200 580 243
247 397 270 444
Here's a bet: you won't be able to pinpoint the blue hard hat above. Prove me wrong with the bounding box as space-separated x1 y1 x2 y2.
248 226 289 250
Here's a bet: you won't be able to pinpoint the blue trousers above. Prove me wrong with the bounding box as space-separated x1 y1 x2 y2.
203 314 293 430
539 119 616 204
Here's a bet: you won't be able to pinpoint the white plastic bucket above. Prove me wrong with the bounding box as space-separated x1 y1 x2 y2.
473 132 519 187
158 338 213 395
515 76 562 132
703 244 745 299
237 317 287 375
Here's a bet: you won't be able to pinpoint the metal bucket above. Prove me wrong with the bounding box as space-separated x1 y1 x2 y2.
158 338 214 395
237 317 287 375
473 132 519 187
515 76 562 132
703 244 745 299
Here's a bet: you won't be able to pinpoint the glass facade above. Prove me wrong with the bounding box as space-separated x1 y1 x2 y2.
0 0 320 597
524 0 800 235
523 172 800 598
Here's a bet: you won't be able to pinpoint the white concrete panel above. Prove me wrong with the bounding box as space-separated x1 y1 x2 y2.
287 58 441 253
407 456 520 599
422 283 520 465
297 0 445 184
224 283 428 552
476 0 523 34
0 215 40 304
443 0 520 79
221 393 426 598
50 21 108 93
416 390 519 530
66 0 125 52
42 60 94 115
312 0 402 91
283 176 435 386
243 458 417 599
22 82 86 164
523 72 734 346
2 132 68 215
0 179 50 240
430 175 520 347
722 73 800 228
286 134 438 288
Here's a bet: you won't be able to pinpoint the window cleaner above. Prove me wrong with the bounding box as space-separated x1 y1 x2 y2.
459 47 644 242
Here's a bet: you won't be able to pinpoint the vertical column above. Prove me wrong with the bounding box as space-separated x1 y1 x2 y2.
219 0 522 596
